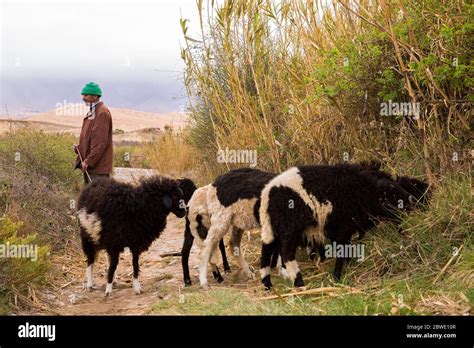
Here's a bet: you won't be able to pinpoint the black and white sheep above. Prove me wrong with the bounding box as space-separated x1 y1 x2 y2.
77 175 187 296
258 163 422 289
197 167 277 288
181 183 231 286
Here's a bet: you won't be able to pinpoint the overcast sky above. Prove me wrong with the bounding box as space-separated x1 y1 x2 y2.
0 0 204 114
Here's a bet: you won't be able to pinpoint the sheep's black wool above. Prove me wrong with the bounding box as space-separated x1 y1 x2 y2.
259 163 426 289
78 175 187 296
213 167 276 207
396 176 430 206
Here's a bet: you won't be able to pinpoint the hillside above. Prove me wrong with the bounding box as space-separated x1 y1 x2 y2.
25 107 189 135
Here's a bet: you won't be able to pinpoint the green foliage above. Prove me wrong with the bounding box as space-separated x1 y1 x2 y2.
0 129 82 191
182 0 472 178
0 217 51 314
0 129 81 252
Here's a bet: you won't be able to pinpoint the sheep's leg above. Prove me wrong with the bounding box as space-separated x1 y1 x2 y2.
199 221 229 288
197 243 221 280
106 253 120 286
207 245 223 283
81 238 97 291
333 257 344 281
200 241 222 283
105 251 120 297
270 242 279 269
268 242 288 279
181 217 194 286
218 238 231 273
333 239 350 282
260 241 277 290
211 264 224 283
131 251 141 294
281 234 304 288
317 242 327 262
229 227 253 280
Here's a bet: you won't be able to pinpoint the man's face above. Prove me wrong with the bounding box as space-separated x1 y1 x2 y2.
82 94 100 104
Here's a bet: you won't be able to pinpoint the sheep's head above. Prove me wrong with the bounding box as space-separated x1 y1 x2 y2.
396 176 430 207
176 177 197 204
141 176 187 218
375 178 415 219
162 183 187 218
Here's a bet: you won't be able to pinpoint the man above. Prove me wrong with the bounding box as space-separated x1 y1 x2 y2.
73 82 113 185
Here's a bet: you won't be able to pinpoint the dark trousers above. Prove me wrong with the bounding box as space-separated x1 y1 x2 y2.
84 173 110 185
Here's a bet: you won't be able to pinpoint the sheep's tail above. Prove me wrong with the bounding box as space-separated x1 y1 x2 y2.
259 185 274 245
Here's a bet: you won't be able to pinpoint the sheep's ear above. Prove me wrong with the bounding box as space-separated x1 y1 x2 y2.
163 195 173 209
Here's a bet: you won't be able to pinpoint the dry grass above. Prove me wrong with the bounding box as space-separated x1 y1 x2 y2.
181 0 472 182
142 128 203 182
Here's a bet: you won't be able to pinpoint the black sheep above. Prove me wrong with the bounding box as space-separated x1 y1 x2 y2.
78 175 187 296
258 163 419 289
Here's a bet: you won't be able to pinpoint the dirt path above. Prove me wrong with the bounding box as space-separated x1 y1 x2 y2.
35 168 202 315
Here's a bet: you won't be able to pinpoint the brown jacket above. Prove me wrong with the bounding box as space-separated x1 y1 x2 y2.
74 102 113 174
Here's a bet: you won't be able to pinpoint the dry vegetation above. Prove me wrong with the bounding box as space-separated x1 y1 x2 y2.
0 0 472 315
181 0 472 182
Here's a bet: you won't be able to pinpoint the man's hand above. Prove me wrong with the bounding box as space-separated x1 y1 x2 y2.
72 144 79 154
81 161 88 172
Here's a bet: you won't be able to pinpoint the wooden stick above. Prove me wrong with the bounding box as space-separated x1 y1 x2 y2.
257 287 342 300
75 145 92 183
159 251 182 257
432 244 463 285
304 272 328 280
60 280 75 289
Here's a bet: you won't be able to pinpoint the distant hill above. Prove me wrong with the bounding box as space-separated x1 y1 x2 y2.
24 107 189 135
0 107 190 143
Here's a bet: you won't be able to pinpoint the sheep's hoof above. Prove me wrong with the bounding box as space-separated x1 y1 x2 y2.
213 271 224 283
278 267 289 279
104 283 113 297
224 266 231 274
262 275 272 290
184 279 192 287
294 273 304 288
86 284 96 292
245 270 255 280
200 283 210 290
133 279 141 294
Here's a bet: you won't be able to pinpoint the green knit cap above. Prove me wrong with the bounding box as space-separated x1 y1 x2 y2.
81 82 102 96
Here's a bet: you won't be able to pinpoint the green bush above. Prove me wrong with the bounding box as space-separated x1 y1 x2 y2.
0 129 82 191
0 217 50 314
0 129 81 252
